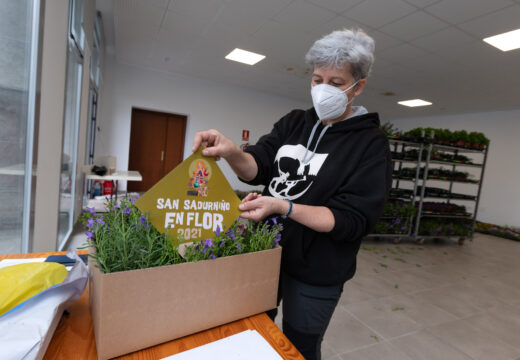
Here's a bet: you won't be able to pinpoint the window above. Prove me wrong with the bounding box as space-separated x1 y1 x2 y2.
57 0 83 250
70 0 84 55
0 0 40 253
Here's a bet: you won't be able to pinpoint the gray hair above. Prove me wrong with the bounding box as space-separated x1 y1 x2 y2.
305 28 375 80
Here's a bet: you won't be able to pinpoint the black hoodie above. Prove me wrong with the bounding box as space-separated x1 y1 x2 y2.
243 108 392 286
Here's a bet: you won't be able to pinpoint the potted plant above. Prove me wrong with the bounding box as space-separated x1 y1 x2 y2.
459 130 470 148
80 196 283 359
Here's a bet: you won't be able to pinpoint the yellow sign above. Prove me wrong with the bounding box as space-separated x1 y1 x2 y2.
135 149 242 244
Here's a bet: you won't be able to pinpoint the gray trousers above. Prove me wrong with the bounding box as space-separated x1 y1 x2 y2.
267 272 344 360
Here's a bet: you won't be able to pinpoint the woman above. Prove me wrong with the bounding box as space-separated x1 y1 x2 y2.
192 28 391 359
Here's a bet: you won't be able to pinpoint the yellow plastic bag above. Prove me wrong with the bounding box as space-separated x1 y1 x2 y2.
0 262 68 317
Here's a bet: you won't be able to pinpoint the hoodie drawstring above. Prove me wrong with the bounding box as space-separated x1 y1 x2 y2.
302 120 331 164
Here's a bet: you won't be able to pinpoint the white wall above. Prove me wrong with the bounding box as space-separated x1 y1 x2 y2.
97 57 310 191
389 109 520 227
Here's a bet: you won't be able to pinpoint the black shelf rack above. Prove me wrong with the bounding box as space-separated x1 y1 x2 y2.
367 134 489 245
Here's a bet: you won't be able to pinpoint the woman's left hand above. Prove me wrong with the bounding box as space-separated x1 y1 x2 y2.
238 195 286 222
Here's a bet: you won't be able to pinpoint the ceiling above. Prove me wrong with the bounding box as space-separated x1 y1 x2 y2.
96 0 520 120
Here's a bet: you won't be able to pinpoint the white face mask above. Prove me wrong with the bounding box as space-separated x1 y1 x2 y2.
311 81 358 121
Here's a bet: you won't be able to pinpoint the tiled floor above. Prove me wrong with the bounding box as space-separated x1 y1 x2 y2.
68 224 520 360
272 234 520 360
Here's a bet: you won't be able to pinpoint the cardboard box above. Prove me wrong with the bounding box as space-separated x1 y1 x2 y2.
89 247 281 359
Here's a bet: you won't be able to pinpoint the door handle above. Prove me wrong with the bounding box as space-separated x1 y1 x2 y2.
161 151 165 161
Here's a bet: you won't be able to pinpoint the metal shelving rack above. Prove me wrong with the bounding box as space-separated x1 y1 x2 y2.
367 136 489 245
366 139 424 242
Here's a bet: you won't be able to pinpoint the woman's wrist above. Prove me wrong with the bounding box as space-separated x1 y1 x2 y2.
278 198 292 218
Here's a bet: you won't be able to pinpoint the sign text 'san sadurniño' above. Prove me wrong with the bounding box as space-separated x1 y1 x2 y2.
135 149 242 244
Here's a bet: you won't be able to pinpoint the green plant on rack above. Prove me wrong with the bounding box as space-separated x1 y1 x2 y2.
418 218 472 237
381 122 401 138
396 127 489 150
475 221 520 241
374 200 417 235
394 167 479 183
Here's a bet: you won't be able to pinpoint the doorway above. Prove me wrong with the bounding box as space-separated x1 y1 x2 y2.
128 108 187 192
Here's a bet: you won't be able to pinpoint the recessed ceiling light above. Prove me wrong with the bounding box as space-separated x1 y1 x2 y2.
398 99 432 107
225 48 266 65
483 28 520 52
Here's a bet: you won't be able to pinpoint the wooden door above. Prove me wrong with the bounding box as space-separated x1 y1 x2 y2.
128 108 186 192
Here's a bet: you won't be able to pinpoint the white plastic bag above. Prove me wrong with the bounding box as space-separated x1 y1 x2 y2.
0 250 88 360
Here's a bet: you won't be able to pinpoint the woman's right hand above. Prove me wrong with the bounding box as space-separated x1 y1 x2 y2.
192 129 238 161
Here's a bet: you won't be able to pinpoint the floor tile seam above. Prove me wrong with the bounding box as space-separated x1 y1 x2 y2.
333 338 414 359
340 306 388 342
448 309 487 322
418 327 481 360
402 293 486 320
459 283 520 306
403 284 453 295
384 328 423 342
401 297 462 322
341 293 401 310
406 282 456 296
339 294 390 307
427 317 520 358
322 339 340 357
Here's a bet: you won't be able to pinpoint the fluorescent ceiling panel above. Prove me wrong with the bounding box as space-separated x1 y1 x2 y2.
483 28 520 52
225 48 266 65
398 99 433 107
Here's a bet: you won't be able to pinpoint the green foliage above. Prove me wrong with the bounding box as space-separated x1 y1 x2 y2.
183 218 282 262
382 200 416 218
418 218 472 237
380 122 400 137
475 221 520 241
81 197 183 273
398 127 489 148
82 196 282 273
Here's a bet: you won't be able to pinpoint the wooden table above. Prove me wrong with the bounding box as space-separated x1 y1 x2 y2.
0 251 303 360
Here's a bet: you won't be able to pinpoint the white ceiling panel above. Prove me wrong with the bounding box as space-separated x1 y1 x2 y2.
147 44 188 71
424 0 515 25
115 30 155 66
437 41 504 65
401 53 463 76
162 5 220 37
378 43 430 63
144 0 169 9
364 29 404 51
246 20 316 65
101 0 520 119
167 0 223 13
272 0 337 33
402 0 442 8
458 4 520 38
202 0 292 42
304 15 376 42
344 0 417 28
114 0 165 29
410 26 476 52
379 10 449 42
306 0 365 13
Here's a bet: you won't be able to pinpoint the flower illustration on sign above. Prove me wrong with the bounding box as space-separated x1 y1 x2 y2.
187 159 211 197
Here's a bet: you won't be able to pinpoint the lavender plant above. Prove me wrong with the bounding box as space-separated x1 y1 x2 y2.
80 196 282 273
183 217 282 262
79 196 183 273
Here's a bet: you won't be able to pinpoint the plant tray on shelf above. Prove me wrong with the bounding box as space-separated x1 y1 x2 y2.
421 211 472 217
